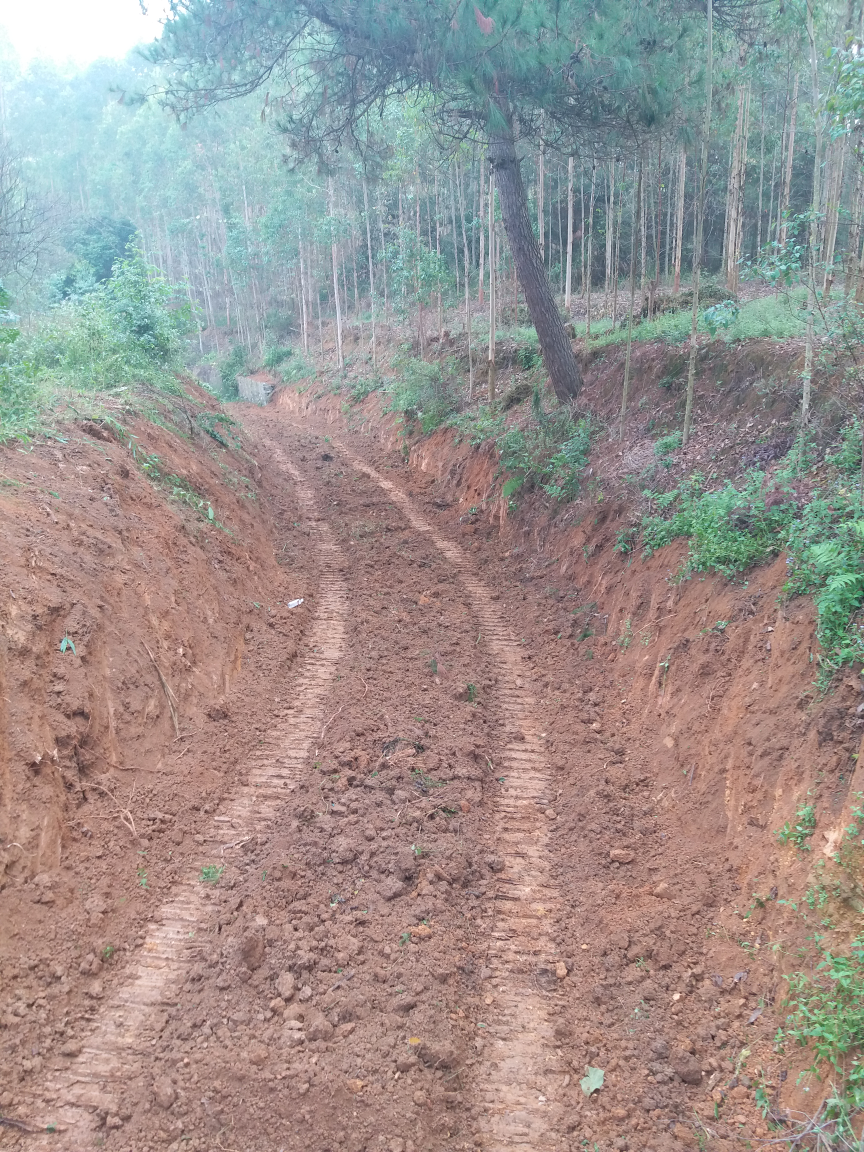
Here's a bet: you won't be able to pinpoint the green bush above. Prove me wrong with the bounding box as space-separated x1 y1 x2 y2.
387 357 458 434
779 936 864 1138
263 345 294 369
456 386 599 502
642 471 797 577
218 345 248 399
1 253 190 441
638 464 864 679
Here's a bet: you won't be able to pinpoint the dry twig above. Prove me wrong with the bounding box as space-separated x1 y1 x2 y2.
87 780 137 837
143 642 180 736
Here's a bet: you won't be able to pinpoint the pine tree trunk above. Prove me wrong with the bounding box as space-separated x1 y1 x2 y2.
683 0 713 446
488 115 583 402
664 152 672 282
378 195 389 323
557 166 564 295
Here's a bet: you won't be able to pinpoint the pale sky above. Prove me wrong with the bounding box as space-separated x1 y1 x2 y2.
1 0 171 71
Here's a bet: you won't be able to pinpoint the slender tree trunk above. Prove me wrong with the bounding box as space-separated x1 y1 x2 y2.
580 164 586 296
683 0 713 447
557 165 564 295
779 72 799 247
822 134 847 294
846 137 864 296
362 178 376 368
612 166 623 327
329 179 344 371
378 194 389 323
449 167 460 296
488 165 496 400
298 232 309 356
673 148 686 294
649 139 662 319
537 143 545 267
620 159 643 440
478 167 486 307
586 155 596 339
565 155 575 313
801 1 823 465
664 152 672 282
457 159 474 398
606 159 615 301
756 91 766 257
488 111 583 401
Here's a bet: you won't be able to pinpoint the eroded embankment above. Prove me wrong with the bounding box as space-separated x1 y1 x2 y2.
0 387 313 1125
277 377 864 1148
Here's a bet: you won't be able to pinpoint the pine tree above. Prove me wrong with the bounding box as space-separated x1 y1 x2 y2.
150 0 698 402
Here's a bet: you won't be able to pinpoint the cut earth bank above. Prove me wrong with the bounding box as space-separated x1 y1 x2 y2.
0 367 859 1152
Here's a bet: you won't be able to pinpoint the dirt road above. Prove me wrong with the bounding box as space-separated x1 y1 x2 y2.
3 407 768 1152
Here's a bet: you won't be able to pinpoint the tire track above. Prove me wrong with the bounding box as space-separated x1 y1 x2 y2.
22 444 347 1148
337 445 562 1152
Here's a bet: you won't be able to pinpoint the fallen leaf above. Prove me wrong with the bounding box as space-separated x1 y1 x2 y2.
580 1066 605 1096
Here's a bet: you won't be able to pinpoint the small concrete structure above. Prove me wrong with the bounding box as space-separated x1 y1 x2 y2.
237 375 275 405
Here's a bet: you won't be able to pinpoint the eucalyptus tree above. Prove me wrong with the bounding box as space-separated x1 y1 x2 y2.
149 0 702 403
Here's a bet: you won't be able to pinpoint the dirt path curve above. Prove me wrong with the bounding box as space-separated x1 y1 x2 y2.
337 444 563 1151
23 443 349 1149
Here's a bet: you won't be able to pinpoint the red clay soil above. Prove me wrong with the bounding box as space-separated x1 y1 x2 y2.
1 375 862 1152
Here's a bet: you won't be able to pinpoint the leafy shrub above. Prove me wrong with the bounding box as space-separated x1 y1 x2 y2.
654 431 682 460
779 935 864 1138
349 374 383 403
218 345 248 399
263 345 294 369
387 357 459 434
462 386 599 502
279 351 315 384
826 420 863 478
1 253 190 441
642 471 797 577
638 464 864 679
776 803 817 850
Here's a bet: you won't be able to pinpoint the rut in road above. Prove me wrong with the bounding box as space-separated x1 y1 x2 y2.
338 442 563 1152
22 443 348 1149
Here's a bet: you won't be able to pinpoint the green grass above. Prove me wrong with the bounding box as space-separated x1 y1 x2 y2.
574 289 809 349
